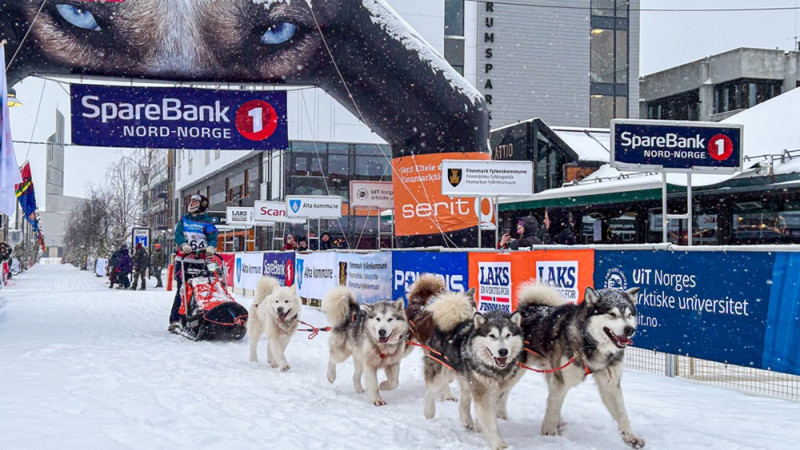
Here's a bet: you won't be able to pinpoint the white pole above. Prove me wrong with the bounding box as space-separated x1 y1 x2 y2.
662 172 668 243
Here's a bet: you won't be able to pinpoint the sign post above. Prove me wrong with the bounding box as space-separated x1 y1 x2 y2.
611 119 743 245
285 196 343 250
131 227 150 250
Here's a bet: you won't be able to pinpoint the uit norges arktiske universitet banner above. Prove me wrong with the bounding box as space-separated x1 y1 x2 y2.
593 250 800 375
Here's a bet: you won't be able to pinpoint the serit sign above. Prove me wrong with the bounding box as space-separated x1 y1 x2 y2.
611 119 743 173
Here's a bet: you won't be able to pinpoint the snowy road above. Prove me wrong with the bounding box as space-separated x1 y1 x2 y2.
1 264 798 449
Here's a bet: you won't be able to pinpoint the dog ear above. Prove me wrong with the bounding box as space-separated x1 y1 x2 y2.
509 311 522 327
465 287 476 299
291 283 298 294
584 286 599 305
394 298 406 311
624 287 640 304
360 303 373 314
473 312 486 328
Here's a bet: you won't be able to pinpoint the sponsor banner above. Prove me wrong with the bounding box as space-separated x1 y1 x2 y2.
595 250 772 370
392 152 490 236
95 258 108 277
469 249 595 312
296 252 338 301
350 181 394 210
764 253 800 376
392 251 469 302
219 253 235 287
262 252 296 287
337 252 393 303
71 85 288 150
254 200 305 224
441 159 534 197
286 195 343 219
234 252 266 291
226 207 255 226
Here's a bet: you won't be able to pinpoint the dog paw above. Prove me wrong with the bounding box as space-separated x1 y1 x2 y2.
621 431 645 448
488 440 508 450
461 418 475 430
379 380 398 391
269 361 279 369
279 364 290 372
441 394 457 402
496 410 508 420
371 397 387 407
541 424 560 436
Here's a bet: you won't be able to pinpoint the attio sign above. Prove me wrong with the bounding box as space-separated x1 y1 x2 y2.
611 119 743 173
71 85 287 150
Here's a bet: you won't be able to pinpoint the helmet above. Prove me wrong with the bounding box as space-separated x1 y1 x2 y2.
188 194 209 213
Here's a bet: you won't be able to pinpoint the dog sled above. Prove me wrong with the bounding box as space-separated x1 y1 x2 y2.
175 251 248 341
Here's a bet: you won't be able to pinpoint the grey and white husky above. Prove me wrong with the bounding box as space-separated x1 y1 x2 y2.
248 276 301 372
424 289 525 450
322 286 409 406
517 282 644 448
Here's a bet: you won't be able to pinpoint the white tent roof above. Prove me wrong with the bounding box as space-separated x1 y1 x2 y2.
550 126 610 162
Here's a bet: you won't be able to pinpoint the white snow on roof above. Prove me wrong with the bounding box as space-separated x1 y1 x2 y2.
551 126 610 162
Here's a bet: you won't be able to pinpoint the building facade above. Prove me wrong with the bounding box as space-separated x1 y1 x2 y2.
641 47 800 122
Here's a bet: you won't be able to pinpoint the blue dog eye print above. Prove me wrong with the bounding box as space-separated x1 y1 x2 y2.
56 4 101 31
260 22 297 45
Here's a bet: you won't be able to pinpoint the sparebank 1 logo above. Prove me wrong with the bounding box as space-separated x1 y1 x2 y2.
235 100 278 142
235 257 243 284
604 267 628 290
536 261 579 301
477 261 511 313
296 258 304 289
285 258 295 287
289 199 302 213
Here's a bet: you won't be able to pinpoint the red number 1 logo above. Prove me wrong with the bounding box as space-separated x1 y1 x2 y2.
235 100 278 141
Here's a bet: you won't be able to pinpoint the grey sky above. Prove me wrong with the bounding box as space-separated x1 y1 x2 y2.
8 0 800 204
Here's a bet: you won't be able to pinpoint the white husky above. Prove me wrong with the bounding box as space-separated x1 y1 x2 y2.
248 276 301 372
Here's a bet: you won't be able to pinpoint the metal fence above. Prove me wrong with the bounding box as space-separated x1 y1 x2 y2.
625 347 800 401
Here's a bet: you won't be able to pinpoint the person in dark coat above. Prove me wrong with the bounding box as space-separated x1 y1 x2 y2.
150 243 167 288
108 245 123 289
131 243 150 291
115 245 132 289
319 232 332 250
498 216 543 249
544 207 577 245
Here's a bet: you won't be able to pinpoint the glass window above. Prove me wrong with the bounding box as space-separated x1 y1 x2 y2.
590 95 613 128
444 0 464 37
590 29 614 83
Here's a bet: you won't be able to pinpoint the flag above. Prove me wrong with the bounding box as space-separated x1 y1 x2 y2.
15 161 39 232
0 45 23 217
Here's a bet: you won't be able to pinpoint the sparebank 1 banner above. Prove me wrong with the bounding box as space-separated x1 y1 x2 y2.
392 251 469 303
337 252 392 304
70 85 287 150
595 250 773 371
262 252 296 287
234 252 267 291
296 252 338 302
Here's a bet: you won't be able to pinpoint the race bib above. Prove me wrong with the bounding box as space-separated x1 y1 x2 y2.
184 232 207 250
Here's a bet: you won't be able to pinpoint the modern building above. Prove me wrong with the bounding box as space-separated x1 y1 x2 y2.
173 0 639 250
641 47 800 122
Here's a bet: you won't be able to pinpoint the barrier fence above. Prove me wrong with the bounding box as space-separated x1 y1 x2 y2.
221 244 800 399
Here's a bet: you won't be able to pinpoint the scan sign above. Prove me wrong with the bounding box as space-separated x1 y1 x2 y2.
71 85 287 150
611 119 742 173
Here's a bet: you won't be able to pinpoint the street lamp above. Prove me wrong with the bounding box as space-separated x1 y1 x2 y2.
7 87 22 107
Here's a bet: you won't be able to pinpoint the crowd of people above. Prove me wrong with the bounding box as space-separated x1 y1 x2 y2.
281 231 346 251
498 206 577 250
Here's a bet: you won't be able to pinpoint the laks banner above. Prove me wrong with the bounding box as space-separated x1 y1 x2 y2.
392 152 490 236
70 85 287 150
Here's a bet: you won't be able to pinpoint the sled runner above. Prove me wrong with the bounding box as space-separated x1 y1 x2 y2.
176 251 248 341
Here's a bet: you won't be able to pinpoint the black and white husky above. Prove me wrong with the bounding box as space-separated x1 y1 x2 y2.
424 289 525 450
322 286 408 406
248 276 301 372
517 282 644 448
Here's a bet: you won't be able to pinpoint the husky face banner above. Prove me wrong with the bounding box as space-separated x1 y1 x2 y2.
2 0 489 246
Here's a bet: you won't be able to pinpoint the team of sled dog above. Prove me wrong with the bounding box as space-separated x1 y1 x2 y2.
247 273 644 450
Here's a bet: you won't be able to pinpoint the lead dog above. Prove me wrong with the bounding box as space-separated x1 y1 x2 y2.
517 282 644 448
425 289 525 450
248 276 301 372
322 286 408 406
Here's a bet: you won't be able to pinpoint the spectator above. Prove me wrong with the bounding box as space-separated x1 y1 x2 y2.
108 244 123 289
296 235 309 251
544 207 577 245
319 232 332 250
498 216 542 250
150 243 167 288
115 244 132 289
281 234 297 251
131 242 150 290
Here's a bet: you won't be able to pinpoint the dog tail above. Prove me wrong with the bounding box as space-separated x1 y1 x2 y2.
253 276 280 308
405 274 445 321
516 280 566 309
322 286 358 328
428 289 476 333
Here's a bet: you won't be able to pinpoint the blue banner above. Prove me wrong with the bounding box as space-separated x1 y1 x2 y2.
71 85 287 150
262 252 296 287
763 253 800 375
595 250 773 370
391 251 468 303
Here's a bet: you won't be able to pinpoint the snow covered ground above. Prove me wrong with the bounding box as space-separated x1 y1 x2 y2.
1 264 798 449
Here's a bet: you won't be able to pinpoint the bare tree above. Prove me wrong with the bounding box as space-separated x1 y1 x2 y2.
63 187 115 266
105 156 144 239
